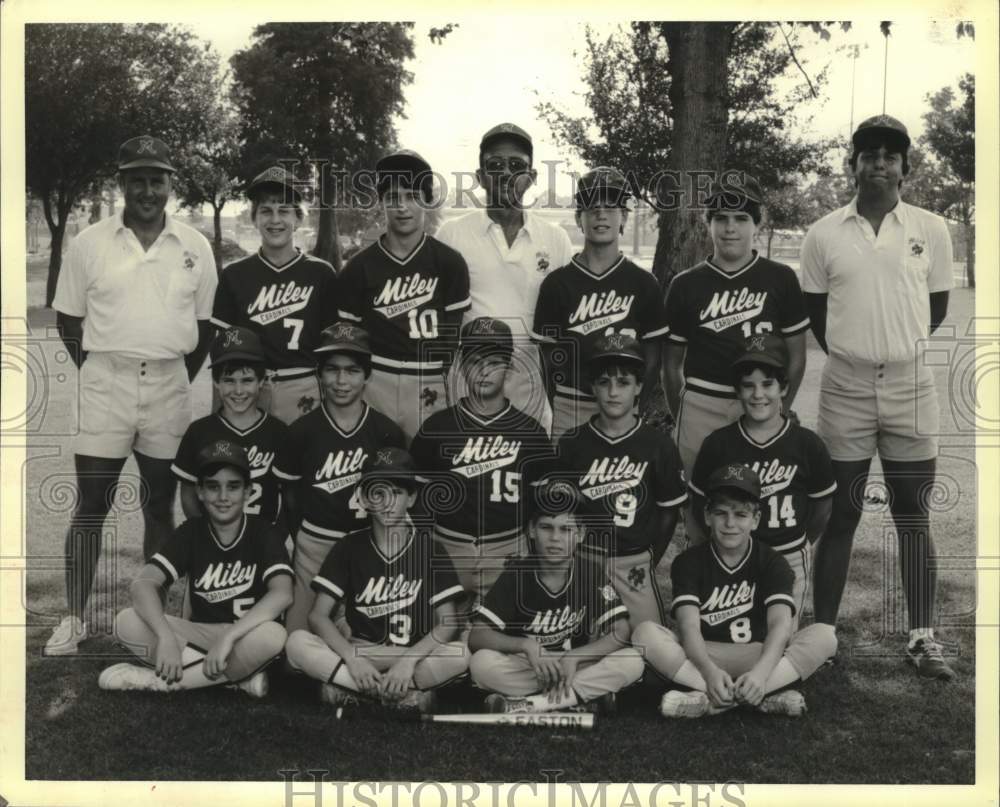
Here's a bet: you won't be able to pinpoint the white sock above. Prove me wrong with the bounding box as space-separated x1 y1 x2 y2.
764 657 800 693
174 645 225 690
525 690 579 712
672 660 707 691
909 627 934 646
330 661 361 692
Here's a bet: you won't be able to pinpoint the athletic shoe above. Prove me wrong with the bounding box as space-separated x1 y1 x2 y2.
393 688 438 714
907 638 956 681
98 663 174 692
659 690 710 718
484 693 534 714
570 693 617 715
757 689 807 717
44 616 88 656
320 683 360 707
233 671 269 698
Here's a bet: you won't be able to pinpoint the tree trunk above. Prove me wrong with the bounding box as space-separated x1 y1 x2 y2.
42 191 72 308
766 228 775 258
314 204 342 271
964 220 974 288
212 203 224 273
652 22 735 292
89 196 102 224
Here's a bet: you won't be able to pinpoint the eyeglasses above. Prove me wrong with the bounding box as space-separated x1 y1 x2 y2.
482 156 531 174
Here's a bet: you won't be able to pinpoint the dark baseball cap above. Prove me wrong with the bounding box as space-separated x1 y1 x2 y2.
209 327 265 368
852 114 911 150
197 439 251 480
732 332 788 372
360 447 417 487
247 166 303 202
314 322 372 358
575 166 631 208
705 463 761 501
480 123 533 161
118 136 175 173
529 478 584 521
375 149 433 200
705 172 764 209
586 332 644 366
460 317 514 359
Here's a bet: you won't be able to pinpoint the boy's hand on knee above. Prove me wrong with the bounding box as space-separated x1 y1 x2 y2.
346 657 383 695
734 670 766 706
705 666 735 708
204 634 235 680
154 634 183 684
380 657 416 700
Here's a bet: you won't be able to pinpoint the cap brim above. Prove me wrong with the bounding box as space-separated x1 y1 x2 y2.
209 351 265 368
119 160 175 173
197 460 251 478
732 352 785 369
852 127 911 149
314 344 371 357
705 482 760 499
587 351 644 365
480 133 533 156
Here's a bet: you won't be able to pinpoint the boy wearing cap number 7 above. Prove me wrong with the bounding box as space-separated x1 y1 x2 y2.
533 166 669 438
633 463 837 719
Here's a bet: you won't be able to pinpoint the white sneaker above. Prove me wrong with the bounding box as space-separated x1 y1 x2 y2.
758 689 807 717
98 663 174 692
320 683 360 707
485 693 534 714
660 690 710 718
45 616 88 656
234 671 269 699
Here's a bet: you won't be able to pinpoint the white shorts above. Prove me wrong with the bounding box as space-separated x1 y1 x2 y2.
76 352 190 460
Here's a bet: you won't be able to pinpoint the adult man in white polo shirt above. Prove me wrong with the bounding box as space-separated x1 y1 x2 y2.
47 135 217 655
437 123 573 433
800 115 955 680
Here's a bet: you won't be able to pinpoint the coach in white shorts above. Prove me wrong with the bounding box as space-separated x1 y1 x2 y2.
47 135 217 655
437 123 573 434
800 115 955 680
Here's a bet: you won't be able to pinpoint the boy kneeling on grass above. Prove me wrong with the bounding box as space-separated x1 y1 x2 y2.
468 479 644 714
632 463 836 718
284 448 468 714
100 440 294 696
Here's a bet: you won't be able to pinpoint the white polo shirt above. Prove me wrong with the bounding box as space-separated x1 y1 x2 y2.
800 197 954 362
54 211 217 360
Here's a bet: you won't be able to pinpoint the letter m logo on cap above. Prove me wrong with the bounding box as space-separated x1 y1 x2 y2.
223 329 244 348
137 136 156 154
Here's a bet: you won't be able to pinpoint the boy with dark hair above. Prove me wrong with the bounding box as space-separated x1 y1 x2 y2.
533 166 669 437
172 327 288 524
285 448 467 713
468 479 643 714
410 317 553 603
688 333 836 628
554 333 687 628
337 150 471 440
211 166 339 424
661 173 810 478
633 464 837 718
273 322 407 635
99 440 293 696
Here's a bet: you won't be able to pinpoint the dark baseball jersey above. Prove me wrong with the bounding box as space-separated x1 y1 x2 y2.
150 515 293 624
670 538 795 644
664 254 809 397
532 256 669 394
311 524 464 646
337 235 470 370
272 404 407 541
690 418 837 554
409 401 554 544
211 250 338 371
171 411 289 524
554 419 687 556
475 555 628 650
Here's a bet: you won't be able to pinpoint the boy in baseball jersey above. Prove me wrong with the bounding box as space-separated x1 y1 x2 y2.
688 334 836 627
338 150 471 440
533 167 668 437
99 440 293 696
662 173 810 477
285 448 467 713
410 317 554 602
632 464 837 718
172 327 288 524
468 479 643 714
211 166 338 423
273 323 407 635
554 334 687 628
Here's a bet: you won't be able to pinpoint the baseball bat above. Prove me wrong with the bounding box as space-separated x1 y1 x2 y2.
419 712 595 730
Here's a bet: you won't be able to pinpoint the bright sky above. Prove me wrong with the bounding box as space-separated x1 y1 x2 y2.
199 17 975 200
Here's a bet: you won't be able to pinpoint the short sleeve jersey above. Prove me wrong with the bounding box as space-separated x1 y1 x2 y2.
272 404 407 541
690 418 836 554
311 525 464 646
554 419 687 556
532 255 669 394
409 400 554 543
171 411 289 524
670 538 795 644
150 515 293 624
475 556 628 651
211 250 338 371
337 235 471 366
664 254 810 397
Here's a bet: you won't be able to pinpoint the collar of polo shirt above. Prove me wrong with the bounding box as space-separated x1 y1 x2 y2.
478 206 540 239
113 208 181 240
841 196 910 227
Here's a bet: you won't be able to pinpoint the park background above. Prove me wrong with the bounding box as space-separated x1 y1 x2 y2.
4 6 995 797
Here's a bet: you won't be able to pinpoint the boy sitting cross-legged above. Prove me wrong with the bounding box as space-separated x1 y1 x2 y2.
284 448 468 713
468 479 644 714
99 440 294 697
632 463 837 718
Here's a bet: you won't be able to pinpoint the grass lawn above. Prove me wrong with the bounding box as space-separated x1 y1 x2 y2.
20 289 978 784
